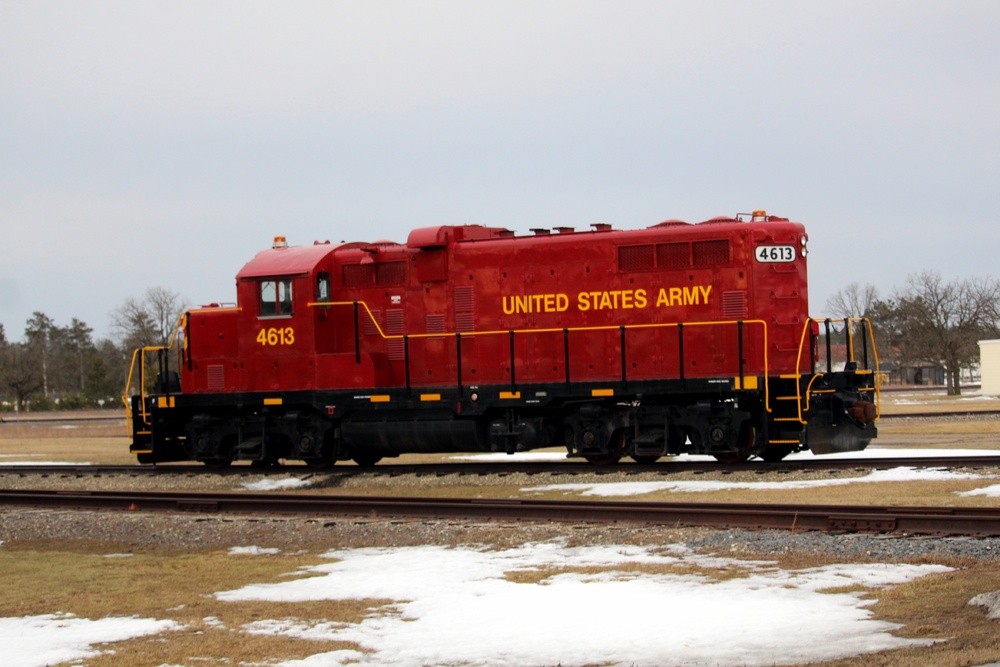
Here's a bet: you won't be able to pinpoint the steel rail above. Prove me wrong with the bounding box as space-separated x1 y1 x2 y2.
2 489 1000 536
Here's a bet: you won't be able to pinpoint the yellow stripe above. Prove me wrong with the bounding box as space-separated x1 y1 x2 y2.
370 395 391 403
591 388 614 397
264 398 283 406
132 449 152 454
420 393 441 402
157 396 176 408
500 391 521 399
735 376 758 390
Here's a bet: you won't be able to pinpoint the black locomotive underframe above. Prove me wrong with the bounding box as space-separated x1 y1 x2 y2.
131 371 877 465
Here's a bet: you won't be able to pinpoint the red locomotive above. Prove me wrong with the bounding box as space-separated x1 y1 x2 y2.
125 210 879 466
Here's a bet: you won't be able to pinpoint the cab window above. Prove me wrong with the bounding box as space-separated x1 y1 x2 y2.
316 271 330 303
260 279 293 316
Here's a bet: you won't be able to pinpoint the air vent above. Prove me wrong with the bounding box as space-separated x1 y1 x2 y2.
454 286 475 332
618 245 655 271
693 239 730 266
207 365 225 391
722 291 748 319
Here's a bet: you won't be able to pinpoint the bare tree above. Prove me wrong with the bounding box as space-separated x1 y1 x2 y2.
886 271 1000 395
824 283 880 320
111 287 186 350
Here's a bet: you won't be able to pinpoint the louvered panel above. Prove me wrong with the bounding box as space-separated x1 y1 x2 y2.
426 314 446 337
386 309 405 361
207 364 225 391
454 286 475 332
363 308 383 336
722 291 748 319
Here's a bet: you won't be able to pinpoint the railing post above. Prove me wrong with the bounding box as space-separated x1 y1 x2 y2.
825 318 833 374
404 335 411 391
620 325 627 387
456 332 463 390
678 323 685 383
563 328 570 386
509 330 516 390
844 317 853 365
860 320 869 370
353 302 361 364
737 320 744 387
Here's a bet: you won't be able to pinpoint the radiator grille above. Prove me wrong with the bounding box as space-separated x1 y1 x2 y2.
207 364 225 391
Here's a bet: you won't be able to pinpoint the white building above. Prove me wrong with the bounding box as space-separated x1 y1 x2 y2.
979 339 1000 395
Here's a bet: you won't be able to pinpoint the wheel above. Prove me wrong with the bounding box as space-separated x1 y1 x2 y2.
711 423 756 464
584 429 626 466
630 454 661 464
304 458 336 469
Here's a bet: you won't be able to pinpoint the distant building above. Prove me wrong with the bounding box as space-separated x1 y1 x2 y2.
980 340 1000 396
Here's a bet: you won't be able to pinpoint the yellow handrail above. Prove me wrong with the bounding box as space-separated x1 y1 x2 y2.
310 300 772 410
792 317 881 424
120 313 188 435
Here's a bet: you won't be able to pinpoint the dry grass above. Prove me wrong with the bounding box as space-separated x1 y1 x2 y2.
803 564 1000 667
3 540 1000 666
0 542 377 666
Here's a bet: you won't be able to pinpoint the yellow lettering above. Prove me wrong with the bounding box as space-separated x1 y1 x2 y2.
700 285 712 303
669 287 682 306
634 289 648 309
557 293 569 312
502 296 516 315
577 292 590 311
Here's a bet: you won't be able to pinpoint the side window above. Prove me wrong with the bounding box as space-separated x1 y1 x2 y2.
260 279 293 317
316 272 330 303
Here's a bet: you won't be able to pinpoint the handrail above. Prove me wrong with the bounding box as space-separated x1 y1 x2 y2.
123 302 879 438
792 316 881 423
310 300 772 410
120 313 188 434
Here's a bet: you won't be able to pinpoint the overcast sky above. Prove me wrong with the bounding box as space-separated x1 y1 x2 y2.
2 1 998 341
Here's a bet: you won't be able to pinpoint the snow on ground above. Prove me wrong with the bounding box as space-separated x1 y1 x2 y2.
0 613 178 667
525 466 989 497
214 542 950 667
0 456 90 465
456 446 1000 464
960 485 1000 498
242 476 316 491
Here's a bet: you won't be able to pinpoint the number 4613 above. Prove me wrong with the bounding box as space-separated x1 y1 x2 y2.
257 327 295 346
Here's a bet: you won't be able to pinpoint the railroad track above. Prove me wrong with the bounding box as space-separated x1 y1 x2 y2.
1 488 998 536
3 454 1000 478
